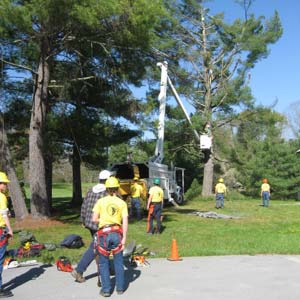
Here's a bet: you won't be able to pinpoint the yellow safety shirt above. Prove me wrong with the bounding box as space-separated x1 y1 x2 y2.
261 183 270 192
130 182 143 198
215 183 227 194
148 186 164 203
93 195 128 229
0 192 8 227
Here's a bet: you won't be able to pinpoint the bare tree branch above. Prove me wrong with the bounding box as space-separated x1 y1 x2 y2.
0 58 37 74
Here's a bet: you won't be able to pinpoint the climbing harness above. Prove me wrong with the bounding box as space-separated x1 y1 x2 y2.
95 225 123 257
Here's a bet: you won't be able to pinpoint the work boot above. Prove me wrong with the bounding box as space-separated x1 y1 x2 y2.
71 269 86 283
0 288 13 298
97 278 102 287
100 290 111 297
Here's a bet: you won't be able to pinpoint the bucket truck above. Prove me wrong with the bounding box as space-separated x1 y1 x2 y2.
110 62 186 206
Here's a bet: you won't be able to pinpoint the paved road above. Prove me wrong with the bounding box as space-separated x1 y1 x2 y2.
3 255 300 300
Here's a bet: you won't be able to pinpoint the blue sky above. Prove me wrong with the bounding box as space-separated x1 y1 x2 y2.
208 0 300 114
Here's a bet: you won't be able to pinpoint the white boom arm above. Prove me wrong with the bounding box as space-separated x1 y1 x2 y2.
151 61 168 164
152 61 205 164
166 75 201 143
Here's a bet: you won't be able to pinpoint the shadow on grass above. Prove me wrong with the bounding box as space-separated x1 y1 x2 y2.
171 208 198 214
50 197 81 224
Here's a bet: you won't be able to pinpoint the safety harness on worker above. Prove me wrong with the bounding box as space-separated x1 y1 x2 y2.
95 224 123 257
0 227 8 247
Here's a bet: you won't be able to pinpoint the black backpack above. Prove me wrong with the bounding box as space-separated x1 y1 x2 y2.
60 234 84 249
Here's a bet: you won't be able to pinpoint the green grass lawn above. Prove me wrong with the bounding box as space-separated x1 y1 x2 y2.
12 184 300 263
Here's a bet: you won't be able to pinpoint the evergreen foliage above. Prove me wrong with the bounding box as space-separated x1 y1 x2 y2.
232 108 300 199
153 0 283 195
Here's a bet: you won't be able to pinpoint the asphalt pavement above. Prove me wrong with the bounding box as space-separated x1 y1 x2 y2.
3 255 300 300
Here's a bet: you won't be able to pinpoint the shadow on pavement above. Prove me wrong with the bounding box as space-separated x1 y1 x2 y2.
109 266 141 291
3 264 52 291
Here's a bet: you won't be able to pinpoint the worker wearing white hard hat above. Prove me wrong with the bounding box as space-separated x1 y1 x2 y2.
99 170 111 180
71 170 111 285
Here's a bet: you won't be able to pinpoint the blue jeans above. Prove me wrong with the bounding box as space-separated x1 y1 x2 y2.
149 203 162 233
0 231 8 289
98 232 124 293
130 197 141 220
76 229 97 274
216 193 224 208
262 192 270 207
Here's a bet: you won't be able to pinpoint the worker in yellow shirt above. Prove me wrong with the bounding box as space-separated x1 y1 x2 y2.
261 178 270 207
130 177 143 220
147 178 164 234
92 176 128 297
0 172 13 297
215 178 227 209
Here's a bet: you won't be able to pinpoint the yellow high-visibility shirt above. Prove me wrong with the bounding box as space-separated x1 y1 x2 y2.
0 192 8 227
92 195 128 229
215 183 227 194
130 182 143 198
261 183 270 192
148 186 164 203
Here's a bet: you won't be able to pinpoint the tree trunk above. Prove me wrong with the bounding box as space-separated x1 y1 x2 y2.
0 115 29 221
45 153 53 210
200 11 214 197
29 51 50 218
71 143 82 206
202 150 214 196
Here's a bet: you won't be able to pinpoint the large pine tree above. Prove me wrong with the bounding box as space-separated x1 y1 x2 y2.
159 0 282 195
0 0 168 218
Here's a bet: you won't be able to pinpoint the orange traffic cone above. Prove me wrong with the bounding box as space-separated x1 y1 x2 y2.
167 239 182 261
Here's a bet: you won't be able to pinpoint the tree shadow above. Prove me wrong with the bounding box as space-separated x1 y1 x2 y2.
171 208 199 214
50 197 81 224
2 264 52 291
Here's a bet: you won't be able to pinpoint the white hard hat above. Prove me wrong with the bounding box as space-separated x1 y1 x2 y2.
99 170 111 180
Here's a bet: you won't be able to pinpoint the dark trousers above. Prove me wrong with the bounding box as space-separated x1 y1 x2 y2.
76 229 97 274
149 203 162 233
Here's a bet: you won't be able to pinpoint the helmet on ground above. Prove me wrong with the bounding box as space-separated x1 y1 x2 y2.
0 172 10 183
99 170 111 180
218 178 224 183
262 178 268 183
105 176 120 188
153 178 160 185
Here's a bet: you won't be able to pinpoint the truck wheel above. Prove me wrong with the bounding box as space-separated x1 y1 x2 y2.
174 192 184 205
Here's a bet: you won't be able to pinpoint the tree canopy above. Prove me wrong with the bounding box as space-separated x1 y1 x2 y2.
1 0 297 221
